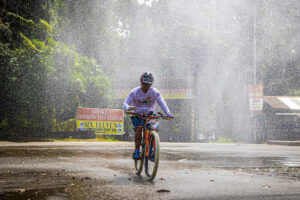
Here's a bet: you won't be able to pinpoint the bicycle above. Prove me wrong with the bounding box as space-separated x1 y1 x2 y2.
126 111 173 181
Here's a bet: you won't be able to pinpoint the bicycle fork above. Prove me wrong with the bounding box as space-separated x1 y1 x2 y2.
145 130 156 157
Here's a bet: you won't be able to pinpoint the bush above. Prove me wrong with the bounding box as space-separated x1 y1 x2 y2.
214 137 234 143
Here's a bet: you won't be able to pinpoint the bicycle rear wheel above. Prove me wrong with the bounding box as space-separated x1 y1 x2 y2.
134 134 144 175
145 131 160 181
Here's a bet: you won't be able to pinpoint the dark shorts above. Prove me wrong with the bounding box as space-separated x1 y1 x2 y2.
131 116 146 130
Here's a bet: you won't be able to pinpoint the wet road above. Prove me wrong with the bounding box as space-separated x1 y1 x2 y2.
0 142 300 200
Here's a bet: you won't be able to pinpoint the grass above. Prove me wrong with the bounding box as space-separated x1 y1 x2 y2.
48 136 121 142
213 137 234 143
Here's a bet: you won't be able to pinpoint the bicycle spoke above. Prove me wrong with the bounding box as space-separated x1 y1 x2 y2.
145 131 160 181
134 134 144 175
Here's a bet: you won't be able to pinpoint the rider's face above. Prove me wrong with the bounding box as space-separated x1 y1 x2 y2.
141 83 151 92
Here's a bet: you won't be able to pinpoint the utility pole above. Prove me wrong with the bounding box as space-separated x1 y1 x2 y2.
253 6 257 85
253 4 257 143
191 64 198 143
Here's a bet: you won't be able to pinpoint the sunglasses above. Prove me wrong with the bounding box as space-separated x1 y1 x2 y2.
142 83 151 86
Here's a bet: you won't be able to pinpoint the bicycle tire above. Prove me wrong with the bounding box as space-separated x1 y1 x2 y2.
134 132 144 175
145 131 160 181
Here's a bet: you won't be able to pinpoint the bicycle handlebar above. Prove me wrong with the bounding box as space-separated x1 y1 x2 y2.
126 111 173 120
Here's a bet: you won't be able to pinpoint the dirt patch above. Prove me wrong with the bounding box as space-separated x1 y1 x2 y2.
0 148 131 159
0 168 112 200
231 167 300 181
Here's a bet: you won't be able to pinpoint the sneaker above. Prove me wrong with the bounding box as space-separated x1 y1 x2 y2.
132 149 140 160
149 156 155 162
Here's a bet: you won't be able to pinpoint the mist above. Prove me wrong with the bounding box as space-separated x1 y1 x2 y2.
47 0 299 142
1 0 298 142
1 1 300 197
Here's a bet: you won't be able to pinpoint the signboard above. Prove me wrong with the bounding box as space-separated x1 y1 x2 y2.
248 84 263 114
159 89 192 99
116 89 192 99
76 108 124 135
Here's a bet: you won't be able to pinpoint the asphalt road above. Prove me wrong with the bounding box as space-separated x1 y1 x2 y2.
0 142 300 200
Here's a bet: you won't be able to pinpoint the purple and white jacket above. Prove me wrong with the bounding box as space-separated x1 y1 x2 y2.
122 86 170 114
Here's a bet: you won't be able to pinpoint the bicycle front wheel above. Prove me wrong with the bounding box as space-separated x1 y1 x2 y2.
145 131 160 181
134 134 144 175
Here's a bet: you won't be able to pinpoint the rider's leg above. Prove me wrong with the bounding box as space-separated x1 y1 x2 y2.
132 126 143 159
135 126 143 150
131 115 144 159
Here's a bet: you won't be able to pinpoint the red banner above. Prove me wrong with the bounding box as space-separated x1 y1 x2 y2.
77 108 123 122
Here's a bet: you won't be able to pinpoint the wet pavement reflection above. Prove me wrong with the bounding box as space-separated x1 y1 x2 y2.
0 142 300 200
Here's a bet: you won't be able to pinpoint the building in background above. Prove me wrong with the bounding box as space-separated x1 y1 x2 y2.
255 96 300 142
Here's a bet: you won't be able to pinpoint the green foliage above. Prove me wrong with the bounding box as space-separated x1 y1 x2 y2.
39 19 53 33
97 135 119 142
46 41 112 118
172 113 181 136
0 7 113 135
0 22 12 43
6 12 35 26
6 12 47 43
256 1 300 95
214 137 234 143
288 88 300 96
19 32 42 52
48 136 120 142
53 118 76 132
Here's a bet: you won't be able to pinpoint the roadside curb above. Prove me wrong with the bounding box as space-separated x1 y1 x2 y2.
266 140 300 146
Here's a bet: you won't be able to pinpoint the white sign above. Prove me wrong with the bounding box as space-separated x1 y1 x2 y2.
248 84 263 114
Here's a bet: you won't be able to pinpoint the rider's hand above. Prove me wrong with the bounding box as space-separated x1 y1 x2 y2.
128 106 136 111
167 113 174 119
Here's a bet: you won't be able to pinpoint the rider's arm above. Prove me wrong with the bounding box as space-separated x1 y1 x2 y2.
156 92 170 114
122 92 134 111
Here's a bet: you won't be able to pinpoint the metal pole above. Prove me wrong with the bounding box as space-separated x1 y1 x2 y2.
191 108 195 142
253 6 257 85
253 5 257 143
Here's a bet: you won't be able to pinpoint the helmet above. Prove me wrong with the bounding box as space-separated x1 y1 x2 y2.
140 72 154 85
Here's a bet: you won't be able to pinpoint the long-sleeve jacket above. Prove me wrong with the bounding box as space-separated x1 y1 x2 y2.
122 86 170 114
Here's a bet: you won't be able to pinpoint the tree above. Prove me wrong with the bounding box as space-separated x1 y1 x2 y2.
0 0 113 135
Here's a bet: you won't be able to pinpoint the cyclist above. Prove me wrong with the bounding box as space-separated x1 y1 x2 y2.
122 72 174 160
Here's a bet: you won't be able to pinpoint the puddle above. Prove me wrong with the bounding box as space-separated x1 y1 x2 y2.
1 146 299 168
0 188 69 200
161 152 300 168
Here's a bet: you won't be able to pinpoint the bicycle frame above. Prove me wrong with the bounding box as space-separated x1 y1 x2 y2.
128 112 165 155
127 111 171 181
144 118 155 158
